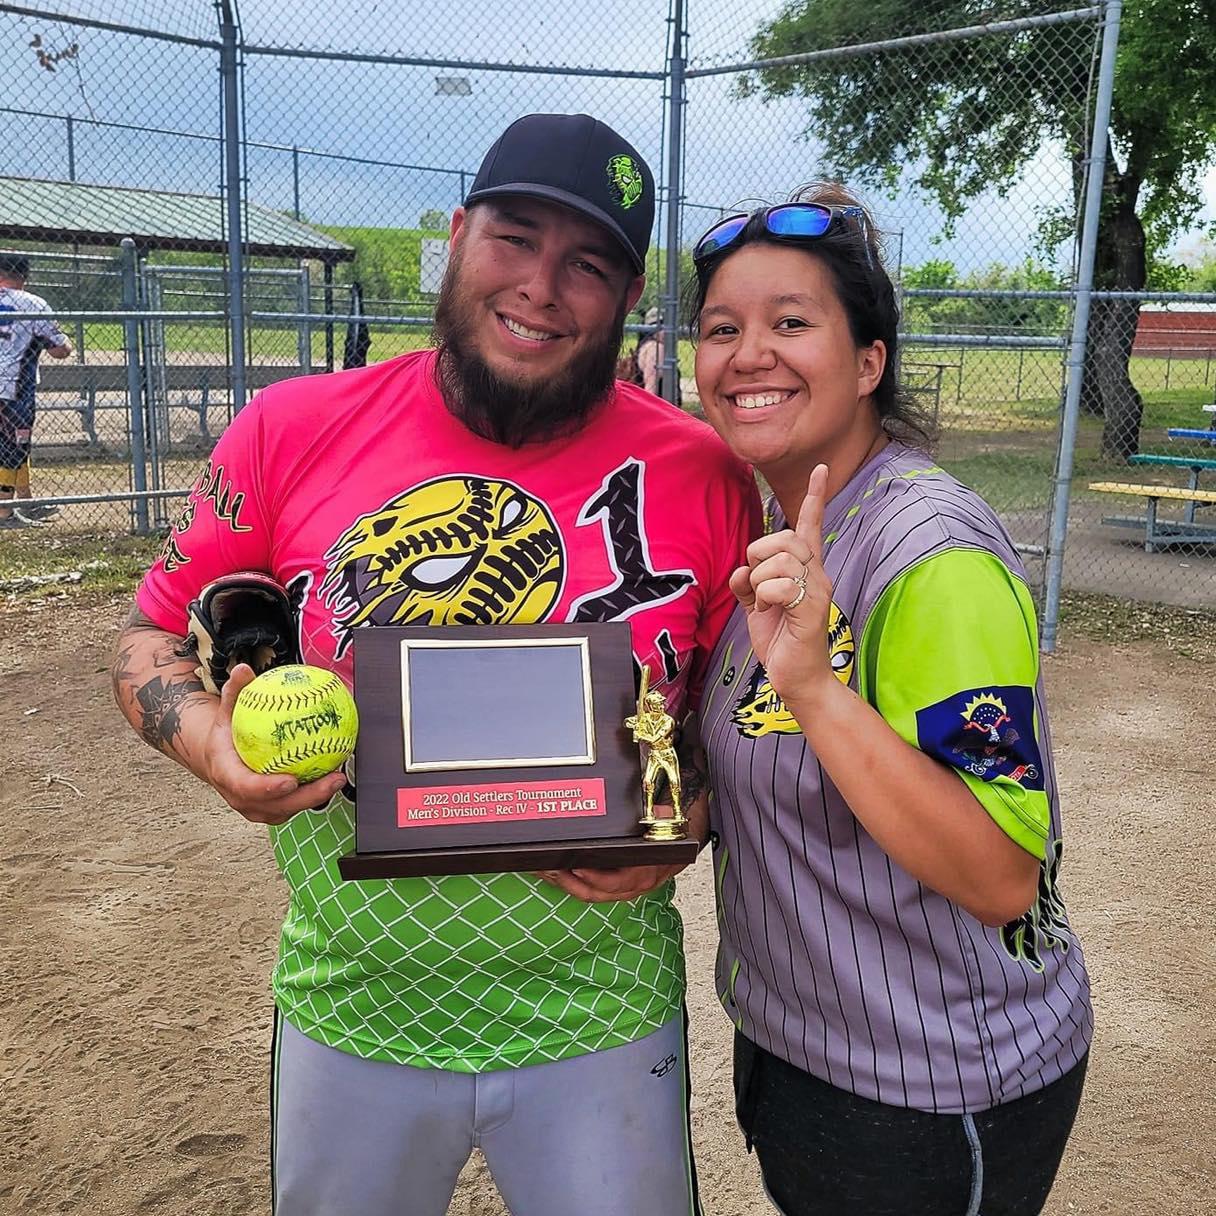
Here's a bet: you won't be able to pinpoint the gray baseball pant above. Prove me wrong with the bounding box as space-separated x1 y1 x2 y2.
271 1011 700 1216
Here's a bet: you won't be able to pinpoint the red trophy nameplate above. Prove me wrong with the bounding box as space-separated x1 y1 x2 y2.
397 779 608 828
338 623 699 880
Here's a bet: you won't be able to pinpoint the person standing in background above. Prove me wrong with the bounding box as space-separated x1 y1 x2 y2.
637 304 663 395
0 253 72 527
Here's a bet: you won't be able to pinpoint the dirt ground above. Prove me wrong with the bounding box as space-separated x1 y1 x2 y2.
2 593 1214 1215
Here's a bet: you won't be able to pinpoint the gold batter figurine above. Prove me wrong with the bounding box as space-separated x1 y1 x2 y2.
626 665 687 841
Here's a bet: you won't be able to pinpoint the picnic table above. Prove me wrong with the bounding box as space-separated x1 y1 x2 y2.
902 357 958 422
1166 427 1216 442
1089 417 1216 552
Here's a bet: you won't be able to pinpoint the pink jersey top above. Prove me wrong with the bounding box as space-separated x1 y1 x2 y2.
140 350 756 712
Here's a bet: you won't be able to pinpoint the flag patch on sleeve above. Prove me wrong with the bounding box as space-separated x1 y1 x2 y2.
915 686 1044 790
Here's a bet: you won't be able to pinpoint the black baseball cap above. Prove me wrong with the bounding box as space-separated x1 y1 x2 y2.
465 114 654 274
0 253 30 278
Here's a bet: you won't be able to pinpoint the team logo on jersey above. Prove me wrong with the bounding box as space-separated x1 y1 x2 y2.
157 458 253 572
159 497 194 573
826 601 855 685
732 665 800 737
915 685 1044 789
730 602 854 737
1002 839 1072 972
319 476 565 658
194 459 253 533
568 459 694 624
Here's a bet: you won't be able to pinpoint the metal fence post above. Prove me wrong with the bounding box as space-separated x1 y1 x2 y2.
298 264 313 371
218 1 249 413
120 238 150 535
1041 0 1123 652
66 114 76 181
661 0 686 407
292 144 301 219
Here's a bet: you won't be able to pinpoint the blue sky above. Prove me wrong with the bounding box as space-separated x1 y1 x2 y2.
3 0 1213 275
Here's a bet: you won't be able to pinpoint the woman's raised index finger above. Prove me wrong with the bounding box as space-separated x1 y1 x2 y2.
795 464 829 562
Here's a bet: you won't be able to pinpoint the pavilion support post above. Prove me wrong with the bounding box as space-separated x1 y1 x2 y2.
324 261 335 372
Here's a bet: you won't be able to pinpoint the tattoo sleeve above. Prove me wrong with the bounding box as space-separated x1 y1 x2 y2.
113 607 212 763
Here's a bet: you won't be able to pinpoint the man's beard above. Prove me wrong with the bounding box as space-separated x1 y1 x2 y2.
432 254 627 449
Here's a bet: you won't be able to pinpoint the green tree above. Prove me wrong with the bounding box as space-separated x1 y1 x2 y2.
418 209 449 231
902 258 1068 335
1182 243 1216 292
741 0 1216 460
636 246 696 317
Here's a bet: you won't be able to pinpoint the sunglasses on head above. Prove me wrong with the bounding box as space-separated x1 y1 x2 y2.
693 203 873 270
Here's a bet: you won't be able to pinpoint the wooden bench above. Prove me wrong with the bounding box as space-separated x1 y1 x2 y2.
1089 481 1216 553
34 363 321 446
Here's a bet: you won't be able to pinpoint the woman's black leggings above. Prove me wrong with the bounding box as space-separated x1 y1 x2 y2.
734 1034 1087 1216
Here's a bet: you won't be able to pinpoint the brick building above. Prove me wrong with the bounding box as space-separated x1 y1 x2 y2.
1133 304 1216 354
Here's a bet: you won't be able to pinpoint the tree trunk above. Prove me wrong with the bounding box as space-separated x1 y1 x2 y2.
1096 185 1146 461
1068 135 1146 442
1080 305 1106 415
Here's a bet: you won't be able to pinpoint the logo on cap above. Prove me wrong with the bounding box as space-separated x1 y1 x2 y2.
606 155 644 212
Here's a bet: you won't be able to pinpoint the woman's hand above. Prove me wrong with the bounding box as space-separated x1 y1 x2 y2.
729 463 834 706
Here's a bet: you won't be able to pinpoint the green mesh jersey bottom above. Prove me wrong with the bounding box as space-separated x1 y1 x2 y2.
269 797 686 1071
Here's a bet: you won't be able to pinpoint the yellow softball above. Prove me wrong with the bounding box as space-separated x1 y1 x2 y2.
231 665 358 783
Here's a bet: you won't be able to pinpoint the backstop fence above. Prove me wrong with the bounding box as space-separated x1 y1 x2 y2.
1 0 1213 641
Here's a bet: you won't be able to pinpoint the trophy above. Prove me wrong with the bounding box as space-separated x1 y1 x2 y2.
626 663 688 842
339 623 698 879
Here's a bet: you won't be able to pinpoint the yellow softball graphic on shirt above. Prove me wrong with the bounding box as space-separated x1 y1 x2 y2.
231 665 358 782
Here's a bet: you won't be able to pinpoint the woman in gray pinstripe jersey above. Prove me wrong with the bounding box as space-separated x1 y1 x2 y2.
687 186 1091 1216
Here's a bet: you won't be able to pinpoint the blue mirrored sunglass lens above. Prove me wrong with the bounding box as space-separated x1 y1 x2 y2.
696 216 748 258
766 206 833 238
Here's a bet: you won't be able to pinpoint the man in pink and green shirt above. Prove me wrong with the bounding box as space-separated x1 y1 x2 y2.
113 114 758 1216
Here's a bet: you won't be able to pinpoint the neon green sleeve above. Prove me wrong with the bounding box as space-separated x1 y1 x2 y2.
857 547 1050 859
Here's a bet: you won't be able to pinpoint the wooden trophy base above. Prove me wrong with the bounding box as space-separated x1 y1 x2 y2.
347 623 695 883
338 834 700 880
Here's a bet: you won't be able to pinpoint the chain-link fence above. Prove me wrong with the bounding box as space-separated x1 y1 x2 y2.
2 0 1213 636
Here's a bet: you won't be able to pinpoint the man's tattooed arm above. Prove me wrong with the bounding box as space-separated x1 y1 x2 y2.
112 606 215 769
